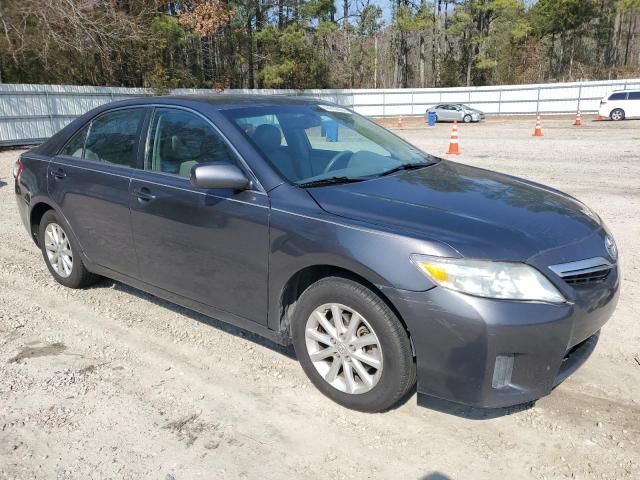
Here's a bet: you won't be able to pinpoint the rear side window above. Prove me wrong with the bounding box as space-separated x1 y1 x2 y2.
608 92 627 100
629 92 640 100
145 108 237 178
61 124 90 158
84 109 145 166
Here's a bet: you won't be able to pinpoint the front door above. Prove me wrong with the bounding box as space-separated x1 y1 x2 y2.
47 107 146 277
129 107 270 325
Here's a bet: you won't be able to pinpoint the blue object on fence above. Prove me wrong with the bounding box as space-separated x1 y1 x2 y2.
324 121 339 142
427 111 437 127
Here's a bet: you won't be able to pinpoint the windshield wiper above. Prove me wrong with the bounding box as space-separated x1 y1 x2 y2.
297 176 365 188
377 162 432 177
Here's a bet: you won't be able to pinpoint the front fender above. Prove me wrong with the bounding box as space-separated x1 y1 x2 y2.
266 187 456 332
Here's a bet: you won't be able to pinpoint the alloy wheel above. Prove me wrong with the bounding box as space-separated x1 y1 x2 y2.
611 109 624 121
305 303 383 394
44 223 73 278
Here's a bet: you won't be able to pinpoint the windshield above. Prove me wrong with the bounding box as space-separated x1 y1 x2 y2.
222 104 437 185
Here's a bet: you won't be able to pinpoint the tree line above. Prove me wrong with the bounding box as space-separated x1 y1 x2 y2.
0 0 639 91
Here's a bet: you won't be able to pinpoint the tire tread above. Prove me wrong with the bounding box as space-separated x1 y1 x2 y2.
292 275 416 412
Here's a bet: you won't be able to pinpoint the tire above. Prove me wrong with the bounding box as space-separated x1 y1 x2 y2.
39 210 97 289
610 108 625 121
291 276 416 412
463 114 472 123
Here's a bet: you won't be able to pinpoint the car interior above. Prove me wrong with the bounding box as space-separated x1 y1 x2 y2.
148 111 235 177
230 110 403 184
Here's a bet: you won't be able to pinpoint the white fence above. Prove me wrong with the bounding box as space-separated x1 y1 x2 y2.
1 78 639 146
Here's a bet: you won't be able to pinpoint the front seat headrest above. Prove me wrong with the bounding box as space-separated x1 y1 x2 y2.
252 124 282 153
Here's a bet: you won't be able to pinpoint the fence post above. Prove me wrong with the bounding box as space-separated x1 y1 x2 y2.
498 88 502 114
536 86 541 114
382 91 386 117
577 83 582 112
45 91 54 136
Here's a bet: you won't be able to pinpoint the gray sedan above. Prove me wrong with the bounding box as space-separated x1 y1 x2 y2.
15 95 617 412
427 103 485 123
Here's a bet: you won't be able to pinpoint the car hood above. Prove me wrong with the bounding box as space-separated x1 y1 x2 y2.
307 161 602 261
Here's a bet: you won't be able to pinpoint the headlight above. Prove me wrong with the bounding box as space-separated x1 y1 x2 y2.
411 255 565 303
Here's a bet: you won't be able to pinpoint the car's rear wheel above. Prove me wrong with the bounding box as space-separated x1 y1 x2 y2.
39 210 97 289
291 276 416 412
463 114 472 123
610 108 625 121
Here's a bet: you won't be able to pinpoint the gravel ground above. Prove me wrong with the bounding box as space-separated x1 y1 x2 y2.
1 116 639 480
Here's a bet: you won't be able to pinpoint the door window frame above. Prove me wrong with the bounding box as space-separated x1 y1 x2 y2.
57 106 149 169
608 92 628 101
140 105 265 194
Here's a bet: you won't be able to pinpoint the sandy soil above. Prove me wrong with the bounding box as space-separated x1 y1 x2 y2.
0 116 639 480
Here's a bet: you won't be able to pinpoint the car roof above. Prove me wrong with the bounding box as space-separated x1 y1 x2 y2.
28 94 338 170
105 94 333 111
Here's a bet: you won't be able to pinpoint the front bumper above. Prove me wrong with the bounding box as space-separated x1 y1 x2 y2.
381 264 619 408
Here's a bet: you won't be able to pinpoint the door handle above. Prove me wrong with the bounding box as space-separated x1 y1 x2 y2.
50 168 66 180
132 187 156 202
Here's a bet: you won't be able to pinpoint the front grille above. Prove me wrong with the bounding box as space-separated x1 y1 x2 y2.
562 269 610 285
548 257 613 287
555 332 599 386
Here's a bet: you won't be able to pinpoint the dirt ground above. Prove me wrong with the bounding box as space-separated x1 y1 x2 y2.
0 116 639 480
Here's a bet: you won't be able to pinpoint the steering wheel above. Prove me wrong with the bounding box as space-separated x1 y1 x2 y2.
323 150 354 174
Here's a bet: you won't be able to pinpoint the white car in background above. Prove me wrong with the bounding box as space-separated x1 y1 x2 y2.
598 89 640 120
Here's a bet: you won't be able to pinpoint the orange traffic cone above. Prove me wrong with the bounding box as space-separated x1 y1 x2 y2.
573 110 582 126
447 121 460 155
397 116 404 129
533 114 543 137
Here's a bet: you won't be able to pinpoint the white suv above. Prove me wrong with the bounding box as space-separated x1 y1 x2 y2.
598 89 640 120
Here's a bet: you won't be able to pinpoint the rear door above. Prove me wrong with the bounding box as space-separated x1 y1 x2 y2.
48 107 147 277
439 105 456 121
628 91 640 117
608 91 627 114
129 107 270 325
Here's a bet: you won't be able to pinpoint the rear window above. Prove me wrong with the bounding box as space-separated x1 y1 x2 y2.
628 92 640 100
608 92 627 100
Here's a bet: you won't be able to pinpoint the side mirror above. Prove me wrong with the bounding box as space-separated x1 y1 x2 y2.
190 162 250 190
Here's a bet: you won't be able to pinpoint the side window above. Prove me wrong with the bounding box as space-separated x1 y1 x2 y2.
146 108 237 178
608 92 627 101
628 92 640 100
236 115 287 146
84 109 144 166
61 124 90 158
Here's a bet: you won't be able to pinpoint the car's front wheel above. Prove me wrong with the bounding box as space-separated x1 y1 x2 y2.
610 108 625 121
39 210 97 289
291 276 416 412
463 114 472 123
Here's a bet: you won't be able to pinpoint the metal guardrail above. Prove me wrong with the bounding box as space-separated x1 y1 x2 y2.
1 79 639 147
